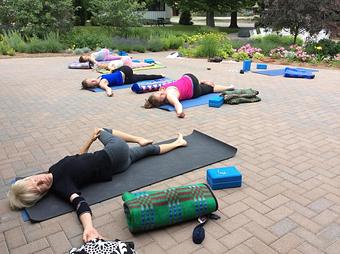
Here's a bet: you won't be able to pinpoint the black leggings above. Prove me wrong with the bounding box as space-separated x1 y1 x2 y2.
184 73 214 98
116 66 164 84
99 128 160 174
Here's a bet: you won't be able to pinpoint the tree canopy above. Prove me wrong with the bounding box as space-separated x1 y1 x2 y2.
0 0 74 37
257 0 340 43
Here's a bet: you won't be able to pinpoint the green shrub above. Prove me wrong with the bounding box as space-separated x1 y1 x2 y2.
232 52 250 61
167 35 184 49
252 52 265 60
251 34 303 46
2 31 26 52
305 39 340 57
132 45 146 53
147 38 163 52
0 0 73 38
0 38 15 55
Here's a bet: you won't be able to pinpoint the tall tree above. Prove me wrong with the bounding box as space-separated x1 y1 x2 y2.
89 0 146 28
223 0 256 28
258 0 340 43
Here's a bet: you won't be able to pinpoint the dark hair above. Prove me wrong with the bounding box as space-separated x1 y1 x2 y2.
144 94 164 109
81 79 89 89
79 55 87 63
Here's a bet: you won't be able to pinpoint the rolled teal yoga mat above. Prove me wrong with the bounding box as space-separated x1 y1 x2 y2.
88 77 171 93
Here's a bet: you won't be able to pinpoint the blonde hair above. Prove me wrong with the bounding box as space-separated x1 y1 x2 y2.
7 178 45 210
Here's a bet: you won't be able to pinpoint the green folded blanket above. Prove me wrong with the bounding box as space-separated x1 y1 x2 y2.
221 88 261 104
122 183 218 233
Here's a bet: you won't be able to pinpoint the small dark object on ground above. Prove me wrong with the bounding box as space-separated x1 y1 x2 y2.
240 69 244 74
208 57 223 63
207 67 211 70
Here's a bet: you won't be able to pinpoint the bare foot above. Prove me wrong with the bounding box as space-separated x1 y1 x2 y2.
137 138 153 146
175 133 187 147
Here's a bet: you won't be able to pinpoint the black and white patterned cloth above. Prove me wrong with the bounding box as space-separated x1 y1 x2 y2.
69 239 136 254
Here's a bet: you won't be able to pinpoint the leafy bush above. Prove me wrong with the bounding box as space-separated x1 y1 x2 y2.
0 36 15 55
232 52 250 61
251 34 303 46
178 32 234 59
305 39 340 57
147 38 164 52
2 31 26 52
0 0 74 38
253 52 265 60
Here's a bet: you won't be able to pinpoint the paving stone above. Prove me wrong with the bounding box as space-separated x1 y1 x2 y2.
141 242 167 254
296 242 324 254
1 53 340 254
317 224 340 245
325 240 340 254
221 213 251 233
270 233 304 254
243 208 275 228
47 231 72 254
270 218 298 237
266 206 294 221
4 226 27 249
219 228 252 249
308 198 334 213
244 237 277 254
289 213 322 234
11 238 49 254
226 244 254 254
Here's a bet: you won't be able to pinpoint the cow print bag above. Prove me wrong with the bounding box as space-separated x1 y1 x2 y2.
69 238 136 254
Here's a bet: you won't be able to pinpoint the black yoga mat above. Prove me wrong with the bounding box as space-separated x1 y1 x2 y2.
26 130 237 222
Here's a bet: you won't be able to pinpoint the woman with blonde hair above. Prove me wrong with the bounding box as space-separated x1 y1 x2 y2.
8 128 187 242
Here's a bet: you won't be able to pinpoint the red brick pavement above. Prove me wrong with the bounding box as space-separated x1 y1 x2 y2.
0 52 339 253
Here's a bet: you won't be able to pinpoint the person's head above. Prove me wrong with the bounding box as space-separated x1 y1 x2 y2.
79 55 90 63
144 91 167 108
8 173 52 209
81 78 100 89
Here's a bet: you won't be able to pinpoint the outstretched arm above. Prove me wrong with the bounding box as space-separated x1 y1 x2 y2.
167 94 185 118
79 129 101 154
70 193 104 242
98 80 113 97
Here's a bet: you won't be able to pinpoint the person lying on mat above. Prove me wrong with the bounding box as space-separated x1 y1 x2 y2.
8 128 187 242
144 73 234 118
97 56 154 72
79 48 120 66
81 66 164 97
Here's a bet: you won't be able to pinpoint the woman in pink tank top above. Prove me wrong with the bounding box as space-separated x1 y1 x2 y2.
144 73 234 118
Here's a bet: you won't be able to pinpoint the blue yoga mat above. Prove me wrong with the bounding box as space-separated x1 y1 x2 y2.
88 77 171 93
253 67 318 76
159 93 218 111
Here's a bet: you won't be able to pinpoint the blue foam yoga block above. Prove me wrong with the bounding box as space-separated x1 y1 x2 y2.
207 166 242 190
209 96 224 108
256 63 267 69
144 58 155 64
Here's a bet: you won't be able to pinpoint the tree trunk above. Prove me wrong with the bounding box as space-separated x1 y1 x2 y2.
229 11 238 28
206 11 215 27
293 25 300 44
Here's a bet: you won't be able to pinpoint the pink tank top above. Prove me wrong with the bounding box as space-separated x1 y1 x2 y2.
162 75 193 100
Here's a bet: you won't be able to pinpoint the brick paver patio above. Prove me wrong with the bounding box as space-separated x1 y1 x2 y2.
0 51 339 254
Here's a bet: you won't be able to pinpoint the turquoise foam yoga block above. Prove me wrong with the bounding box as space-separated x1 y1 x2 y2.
207 166 242 190
256 63 267 69
209 96 224 108
144 58 155 64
